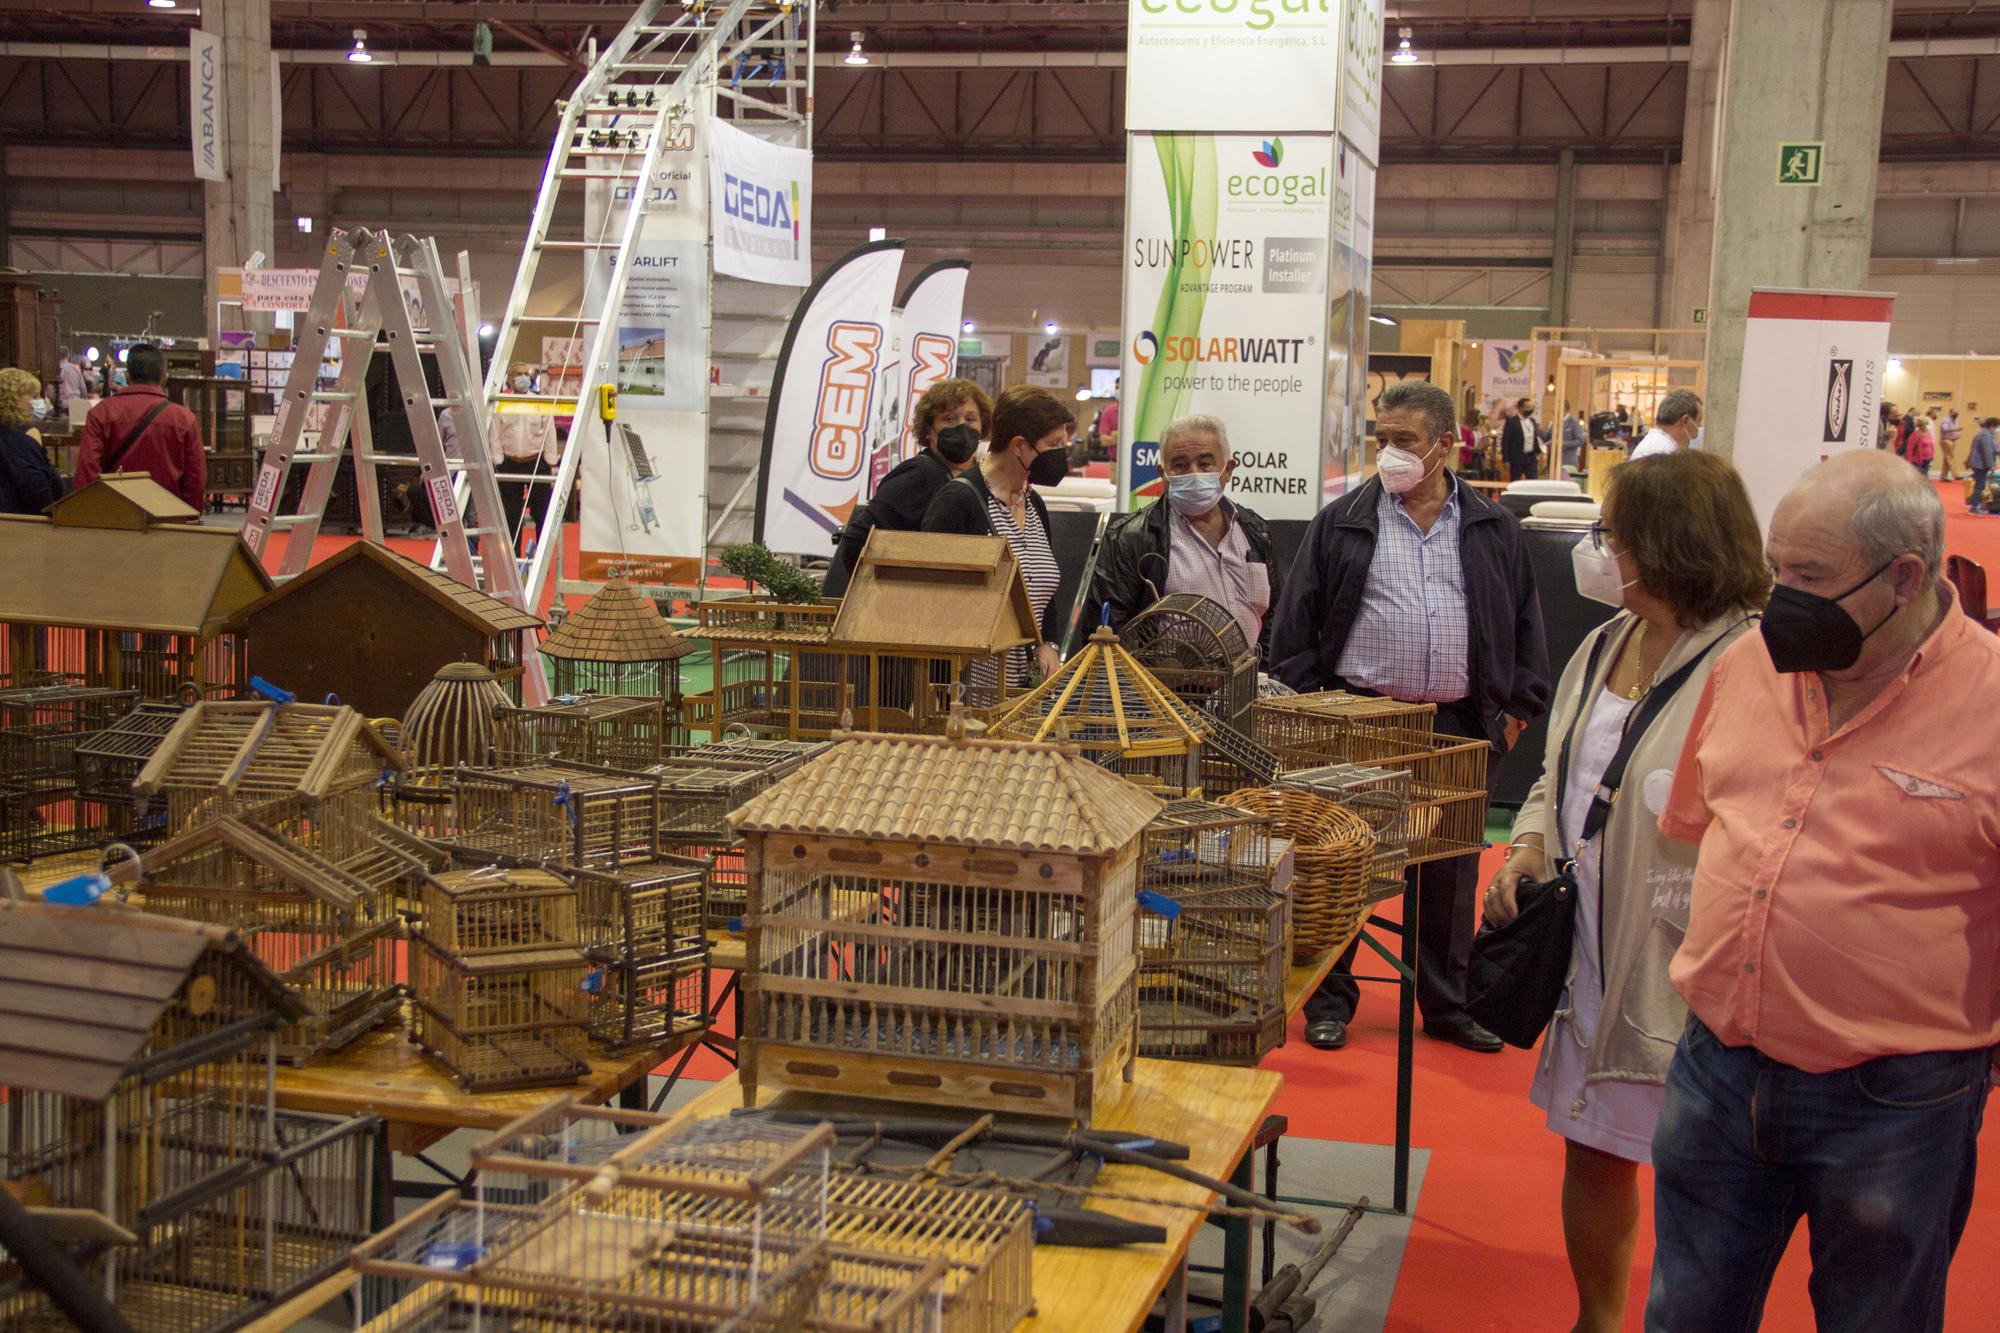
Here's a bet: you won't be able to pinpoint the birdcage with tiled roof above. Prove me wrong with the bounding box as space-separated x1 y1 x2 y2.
539 579 692 742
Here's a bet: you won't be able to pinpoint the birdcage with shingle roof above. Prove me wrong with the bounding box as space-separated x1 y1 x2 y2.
539 578 693 743
730 727 1164 1125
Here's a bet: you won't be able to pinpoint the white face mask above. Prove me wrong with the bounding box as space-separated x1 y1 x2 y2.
1378 443 1440 494
1165 470 1225 516
1572 535 1637 607
512 374 532 392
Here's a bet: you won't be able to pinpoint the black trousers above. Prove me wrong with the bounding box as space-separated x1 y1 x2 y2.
1304 701 1488 1029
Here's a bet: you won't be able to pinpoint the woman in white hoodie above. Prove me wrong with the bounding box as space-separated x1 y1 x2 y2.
1486 450 1768 1333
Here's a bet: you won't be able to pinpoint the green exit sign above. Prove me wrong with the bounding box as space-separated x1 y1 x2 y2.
1777 142 1824 186
957 338 983 357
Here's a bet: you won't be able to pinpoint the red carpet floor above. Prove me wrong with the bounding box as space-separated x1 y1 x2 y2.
313 478 2000 1330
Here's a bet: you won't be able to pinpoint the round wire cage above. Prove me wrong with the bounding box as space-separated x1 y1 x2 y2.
1123 593 1258 725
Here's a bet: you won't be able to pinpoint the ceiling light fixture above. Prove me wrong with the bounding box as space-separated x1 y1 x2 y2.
295 216 314 234
1075 386 1092 402
347 29 373 63
1368 312 1399 327
844 31 869 66
1043 321 1058 336
961 320 975 334
146 1 178 9
1391 26 1418 64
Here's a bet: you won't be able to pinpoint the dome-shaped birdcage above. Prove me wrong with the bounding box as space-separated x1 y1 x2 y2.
400 662 509 785
1122 593 1259 727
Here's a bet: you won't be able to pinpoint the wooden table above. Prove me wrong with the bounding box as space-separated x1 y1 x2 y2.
664 1058 1283 1333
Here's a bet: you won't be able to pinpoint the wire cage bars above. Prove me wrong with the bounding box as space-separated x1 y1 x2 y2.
495 694 667 772
1134 800 1290 1064
447 763 661 870
0 625 247 703
1122 593 1260 731
569 855 709 1050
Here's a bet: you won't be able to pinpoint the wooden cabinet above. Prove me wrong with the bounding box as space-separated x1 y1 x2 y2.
0 272 62 384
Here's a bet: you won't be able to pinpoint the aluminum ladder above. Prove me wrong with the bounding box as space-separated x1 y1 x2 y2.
241 228 521 614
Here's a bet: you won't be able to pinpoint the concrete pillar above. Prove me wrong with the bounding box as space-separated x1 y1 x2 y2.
1703 0 1893 457
1549 148 1576 328
202 0 276 341
1665 0 1728 375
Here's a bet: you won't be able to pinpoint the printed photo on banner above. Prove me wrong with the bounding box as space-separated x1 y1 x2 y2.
1026 333 1069 389
1121 132 1329 522
709 118 813 287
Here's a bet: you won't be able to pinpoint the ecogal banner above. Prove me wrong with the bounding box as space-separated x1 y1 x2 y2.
190 31 224 183
709 119 812 287
576 100 709 585
755 240 906 557
1120 132 1328 521
1730 287 1894 530
1127 1 1342 132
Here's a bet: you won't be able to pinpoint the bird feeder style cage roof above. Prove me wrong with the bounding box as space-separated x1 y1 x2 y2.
399 661 510 782
982 625 1209 799
730 730 1164 1124
134 700 405 836
1122 591 1260 730
539 577 692 708
111 814 408 1062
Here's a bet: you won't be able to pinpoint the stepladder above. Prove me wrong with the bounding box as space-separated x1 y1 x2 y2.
241 227 525 622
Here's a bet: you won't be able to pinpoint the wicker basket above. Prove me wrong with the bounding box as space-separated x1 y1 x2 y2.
1217 787 1376 963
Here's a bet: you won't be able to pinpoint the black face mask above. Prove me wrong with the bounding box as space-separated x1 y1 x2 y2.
933 423 980 466
1759 557 1901 674
1026 444 1070 488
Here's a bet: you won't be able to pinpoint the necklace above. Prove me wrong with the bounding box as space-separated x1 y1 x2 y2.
1624 621 1657 700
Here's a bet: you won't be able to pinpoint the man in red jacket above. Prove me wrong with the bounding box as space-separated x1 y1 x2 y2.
75 343 204 508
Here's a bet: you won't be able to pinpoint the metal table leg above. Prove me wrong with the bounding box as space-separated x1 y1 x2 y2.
1220 1150 1254 1333
1160 1254 1190 1333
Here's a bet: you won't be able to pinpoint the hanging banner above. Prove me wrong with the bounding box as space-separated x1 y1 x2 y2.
577 101 710 584
1730 288 1894 530
709 118 813 287
1338 0 1386 166
891 261 971 466
1478 339 1541 411
1120 132 1328 521
755 240 906 557
1126 2 1342 132
1322 136 1377 496
190 30 224 183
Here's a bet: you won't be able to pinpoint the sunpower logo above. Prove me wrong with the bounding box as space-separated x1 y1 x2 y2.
1252 138 1283 169
722 173 801 257
1132 330 1160 366
810 321 881 482
1135 0 1332 33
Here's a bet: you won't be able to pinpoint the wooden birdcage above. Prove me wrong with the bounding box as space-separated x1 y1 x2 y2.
446 762 659 870
112 816 406 1061
1135 800 1291 1064
647 739 831 927
568 854 709 1050
982 625 1207 798
399 661 510 783
494 693 666 771
0 683 143 858
73 700 184 802
685 597 843 742
409 868 591 1091
133 701 406 860
538 577 693 744
0 901 376 1332
1123 593 1260 730
1278 762 1415 895
732 729 1163 1124
1250 690 1438 769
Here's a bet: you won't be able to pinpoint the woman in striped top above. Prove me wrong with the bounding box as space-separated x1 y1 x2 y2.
922 384 1075 697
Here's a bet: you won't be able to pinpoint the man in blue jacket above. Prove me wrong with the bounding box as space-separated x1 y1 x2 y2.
1270 380 1551 1052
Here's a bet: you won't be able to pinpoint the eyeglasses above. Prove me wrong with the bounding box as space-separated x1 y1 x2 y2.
1585 520 1616 553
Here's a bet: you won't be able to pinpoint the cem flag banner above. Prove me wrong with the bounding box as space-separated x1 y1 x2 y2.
1120 132 1328 521
891 261 971 466
190 31 224 183
755 240 906 557
709 119 812 287
1731 288 1894 530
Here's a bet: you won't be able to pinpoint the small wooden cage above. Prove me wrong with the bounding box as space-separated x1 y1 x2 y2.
399 661 510 781
114 816 406 1061
447 762 660 869
569 854 709 1050
538 577 693 741
1250 690 1438 770
982 625 1208 798
410 867 591 1091
494 692 665 771
1135 800 1290 1064
73 700 184 802
685 597 841 742
1123 592 1260 730
732 731 1164 1124
0 683 138 792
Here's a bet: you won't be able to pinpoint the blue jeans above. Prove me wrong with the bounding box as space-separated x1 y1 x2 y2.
1971 468 1990 510
1647 1015 1992 1332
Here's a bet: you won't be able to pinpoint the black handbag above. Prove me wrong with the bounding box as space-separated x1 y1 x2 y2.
1467 622 1726 1049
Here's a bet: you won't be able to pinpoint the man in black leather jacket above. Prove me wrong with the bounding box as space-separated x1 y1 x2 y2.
1086 414 1283 662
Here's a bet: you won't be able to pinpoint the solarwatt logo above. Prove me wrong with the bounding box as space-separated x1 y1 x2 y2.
721 173 801 259
1252 138 1283 169
1132 330 1160 366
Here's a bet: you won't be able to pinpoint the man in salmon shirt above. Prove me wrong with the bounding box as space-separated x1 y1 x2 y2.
1648 449 2000 1331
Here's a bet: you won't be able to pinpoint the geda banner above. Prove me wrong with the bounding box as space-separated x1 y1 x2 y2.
1120 132 1329 521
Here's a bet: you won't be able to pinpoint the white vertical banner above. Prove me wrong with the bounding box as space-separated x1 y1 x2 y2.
190 30 224 183
709 118 813 287
891 261 971 466
755 240 906 557
1730 288 1895 530
577 100 710 585
1127 3 1341 132
1337 0 1385 164
1119 133 1329 521
270 59 283 192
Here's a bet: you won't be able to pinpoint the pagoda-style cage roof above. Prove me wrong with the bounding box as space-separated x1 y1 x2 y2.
981 626 1211 795
540 578 694 664
134 701 405 804
728 729 1163 856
